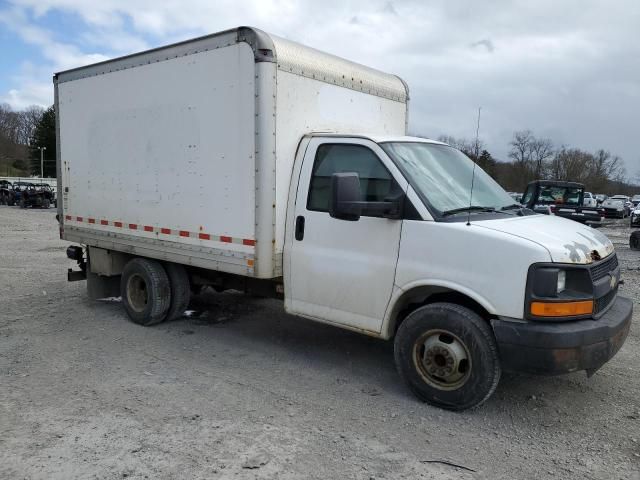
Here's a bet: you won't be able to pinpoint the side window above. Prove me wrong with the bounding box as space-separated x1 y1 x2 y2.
307 144 394 215
521 186 534 205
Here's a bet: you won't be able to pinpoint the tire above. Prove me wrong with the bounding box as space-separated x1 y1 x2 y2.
42 198 50 209
394 302 501 411
630 231 640 250
120 258 171 326
19 198 26 209
164 263 190 321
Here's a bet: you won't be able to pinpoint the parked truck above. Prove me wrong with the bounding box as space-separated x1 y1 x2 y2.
56 26 631 410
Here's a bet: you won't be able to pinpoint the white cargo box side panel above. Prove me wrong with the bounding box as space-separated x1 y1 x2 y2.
58 43 258 275
273 71 407 253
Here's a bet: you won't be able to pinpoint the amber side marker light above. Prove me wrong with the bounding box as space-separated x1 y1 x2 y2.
531 300 594 317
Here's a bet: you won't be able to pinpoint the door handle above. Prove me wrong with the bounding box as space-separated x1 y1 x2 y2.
295 215 305 241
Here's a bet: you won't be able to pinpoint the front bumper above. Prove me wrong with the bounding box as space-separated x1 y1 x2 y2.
631 215 640 226
556 211 601 224
492 296 632 375
603 208 624 218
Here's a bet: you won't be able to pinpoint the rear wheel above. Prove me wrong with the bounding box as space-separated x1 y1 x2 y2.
394 302 501 411
164 263 191 321
630 231 640 250
19 198 26 208
121 258 171 326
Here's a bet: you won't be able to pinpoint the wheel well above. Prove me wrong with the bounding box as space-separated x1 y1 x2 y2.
388 286 492 338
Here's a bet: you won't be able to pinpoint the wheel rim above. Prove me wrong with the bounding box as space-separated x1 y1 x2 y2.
413 329 472 390
126 273 148 313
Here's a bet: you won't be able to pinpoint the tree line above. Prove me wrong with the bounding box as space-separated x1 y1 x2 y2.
438 130 632 195
0 103 56 177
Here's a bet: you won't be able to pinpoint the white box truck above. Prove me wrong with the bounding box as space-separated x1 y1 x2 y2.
56 26 631 410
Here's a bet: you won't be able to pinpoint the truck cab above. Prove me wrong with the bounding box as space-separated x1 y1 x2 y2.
283 134 631 409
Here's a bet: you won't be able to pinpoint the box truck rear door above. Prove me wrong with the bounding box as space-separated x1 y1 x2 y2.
287 137 407 334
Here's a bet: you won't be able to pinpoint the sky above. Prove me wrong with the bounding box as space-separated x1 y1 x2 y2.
0 0 638 171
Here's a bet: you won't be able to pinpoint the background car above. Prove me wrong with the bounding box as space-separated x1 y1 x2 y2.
34 183 56 207
521 180 601 224
12 181 34 204
0 180 16 205
583 192 597 207
631 194 640 206
19 184 54 209
602 195 631 218
508 191 523 203
630 205 640 227
594 194 608 205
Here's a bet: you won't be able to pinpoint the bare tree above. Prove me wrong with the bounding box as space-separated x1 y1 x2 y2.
18 106 45 145
529 137 554 178
437 135 484 161
508 130 533 165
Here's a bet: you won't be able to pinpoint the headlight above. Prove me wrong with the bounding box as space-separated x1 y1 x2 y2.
557 270 566 293
526 265 594 321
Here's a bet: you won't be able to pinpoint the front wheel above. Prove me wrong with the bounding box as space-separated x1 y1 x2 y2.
630 231 640 250
394 303 501 411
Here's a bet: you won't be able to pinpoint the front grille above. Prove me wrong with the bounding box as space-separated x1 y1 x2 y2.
590 254 618 282
595 285 618 314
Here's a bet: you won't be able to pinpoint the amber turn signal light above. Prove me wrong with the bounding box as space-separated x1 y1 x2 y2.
530 300 593 317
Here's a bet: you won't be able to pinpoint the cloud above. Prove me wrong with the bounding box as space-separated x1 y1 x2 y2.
1 0 639 169
470 38 494 53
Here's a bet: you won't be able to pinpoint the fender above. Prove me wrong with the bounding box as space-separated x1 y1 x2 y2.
380 279 498 340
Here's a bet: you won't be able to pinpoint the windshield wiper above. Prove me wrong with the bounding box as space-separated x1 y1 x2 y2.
441 206 497 216
501 203 523 210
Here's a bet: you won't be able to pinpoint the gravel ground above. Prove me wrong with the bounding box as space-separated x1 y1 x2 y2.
1 206 639 480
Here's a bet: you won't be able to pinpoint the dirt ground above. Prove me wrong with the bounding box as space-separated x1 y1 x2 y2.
1 206 639 480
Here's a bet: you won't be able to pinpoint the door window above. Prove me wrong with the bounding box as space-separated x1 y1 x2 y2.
521 186 534 205
307 144 394 215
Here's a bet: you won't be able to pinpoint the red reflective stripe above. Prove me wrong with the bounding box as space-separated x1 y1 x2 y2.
64 216 251 244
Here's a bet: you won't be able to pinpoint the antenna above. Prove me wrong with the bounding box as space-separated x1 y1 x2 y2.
467 107 482 226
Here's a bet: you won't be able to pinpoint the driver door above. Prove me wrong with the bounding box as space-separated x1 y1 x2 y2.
285 137 408 334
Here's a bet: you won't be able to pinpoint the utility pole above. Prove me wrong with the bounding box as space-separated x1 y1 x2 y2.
38 146 46 178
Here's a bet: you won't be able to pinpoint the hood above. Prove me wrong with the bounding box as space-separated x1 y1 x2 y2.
603 199 624 207
474 214 614 264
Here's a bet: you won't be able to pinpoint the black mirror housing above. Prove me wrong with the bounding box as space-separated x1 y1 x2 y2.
329 172 361 221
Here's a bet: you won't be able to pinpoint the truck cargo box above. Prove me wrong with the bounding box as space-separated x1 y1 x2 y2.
56 26 408 278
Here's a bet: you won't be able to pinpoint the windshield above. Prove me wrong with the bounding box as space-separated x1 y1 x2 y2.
380 142 514 215
537 186 583 205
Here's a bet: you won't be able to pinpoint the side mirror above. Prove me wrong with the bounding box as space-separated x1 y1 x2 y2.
329 172 404 221
329 172 361 221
